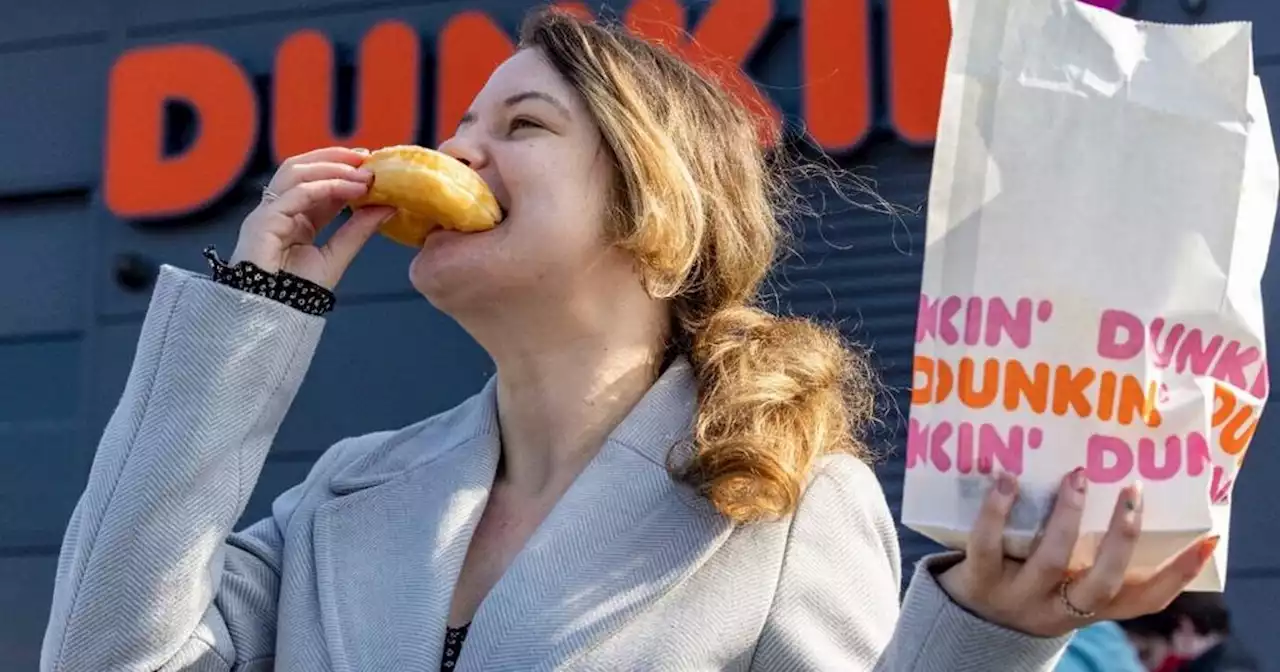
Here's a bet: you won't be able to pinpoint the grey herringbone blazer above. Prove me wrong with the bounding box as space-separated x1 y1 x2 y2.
40 266 1070 671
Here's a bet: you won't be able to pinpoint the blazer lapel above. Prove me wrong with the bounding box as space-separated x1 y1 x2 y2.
312 382 502 672
459 358 736 671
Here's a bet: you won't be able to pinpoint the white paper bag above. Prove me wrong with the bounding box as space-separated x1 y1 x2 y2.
902 0 1278 591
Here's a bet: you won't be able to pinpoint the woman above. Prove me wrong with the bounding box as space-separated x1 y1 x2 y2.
42 9 1216 672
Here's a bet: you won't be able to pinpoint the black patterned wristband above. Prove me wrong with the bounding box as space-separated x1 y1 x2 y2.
202 245 335 316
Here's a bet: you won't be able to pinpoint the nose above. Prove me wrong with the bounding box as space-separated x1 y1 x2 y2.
438 130 489 171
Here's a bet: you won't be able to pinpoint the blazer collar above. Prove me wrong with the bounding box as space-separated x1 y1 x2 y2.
599 355 700 467
326 375 501 494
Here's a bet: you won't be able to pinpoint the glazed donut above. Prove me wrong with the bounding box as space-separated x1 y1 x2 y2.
348 145 502 247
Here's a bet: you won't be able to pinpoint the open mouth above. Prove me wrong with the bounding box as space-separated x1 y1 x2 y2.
493 194 511 225
487 179 509 225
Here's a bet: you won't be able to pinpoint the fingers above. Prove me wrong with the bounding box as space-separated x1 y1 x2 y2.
965 471 1019 590
1064 482 1144 613
322 206 396 272
1107 535 1219 620
270 179 370 219
257 147 373 238
270 162 372 195
279 146 369 170
1014 468 1087 596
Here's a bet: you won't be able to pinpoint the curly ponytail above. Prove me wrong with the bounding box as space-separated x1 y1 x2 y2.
678 306 876 521
522 9 883 523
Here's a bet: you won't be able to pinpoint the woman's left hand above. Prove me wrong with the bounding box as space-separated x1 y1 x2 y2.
937 469 1219 638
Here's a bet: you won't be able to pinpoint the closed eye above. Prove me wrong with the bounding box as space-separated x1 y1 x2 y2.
510 116 543 132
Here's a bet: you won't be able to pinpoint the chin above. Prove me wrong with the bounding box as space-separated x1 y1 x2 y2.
407 225 515 312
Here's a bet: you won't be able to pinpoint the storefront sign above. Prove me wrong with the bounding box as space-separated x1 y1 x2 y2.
104 0 952 219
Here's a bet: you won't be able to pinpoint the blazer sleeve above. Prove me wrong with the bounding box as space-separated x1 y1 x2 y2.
40 265 329 672
749 455 1073 672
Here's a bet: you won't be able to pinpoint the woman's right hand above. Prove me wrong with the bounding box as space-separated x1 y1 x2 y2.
229 146 396 290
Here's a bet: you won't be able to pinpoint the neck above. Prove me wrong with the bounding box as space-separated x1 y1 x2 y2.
472 298 670 497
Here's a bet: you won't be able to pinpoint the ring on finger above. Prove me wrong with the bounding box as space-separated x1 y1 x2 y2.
1057 577 1096 619
262 186 282 204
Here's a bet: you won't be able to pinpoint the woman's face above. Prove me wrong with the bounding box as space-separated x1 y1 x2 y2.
410 47 630 319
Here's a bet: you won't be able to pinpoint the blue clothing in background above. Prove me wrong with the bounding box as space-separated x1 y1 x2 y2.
1056 622 1146 672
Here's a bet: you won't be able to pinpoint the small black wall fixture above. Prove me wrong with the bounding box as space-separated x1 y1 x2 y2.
1180 0 1208 17
114 252 158 292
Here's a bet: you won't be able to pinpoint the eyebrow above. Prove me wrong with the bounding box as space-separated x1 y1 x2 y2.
457 90 572 127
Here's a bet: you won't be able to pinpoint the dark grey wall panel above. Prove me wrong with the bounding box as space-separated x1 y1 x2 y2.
780 164 931 370
0 45 108 195
0 422 84 548
0 199 92 338
124 0 396 32
0 340 82 424
0 556 57 672
0 0 111 46
121 0 706 36
1222 573 1279 667
120 1 461 72
1230 415 1280 572
273 297 493 454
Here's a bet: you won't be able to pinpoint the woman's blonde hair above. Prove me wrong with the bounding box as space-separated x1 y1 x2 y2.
519 7 880 523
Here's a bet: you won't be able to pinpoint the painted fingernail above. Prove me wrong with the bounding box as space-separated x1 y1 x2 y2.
1198 536 1221 563
353 147 370 154
996 471 1018 497
1123 481 1144 522
1067 467 1088 506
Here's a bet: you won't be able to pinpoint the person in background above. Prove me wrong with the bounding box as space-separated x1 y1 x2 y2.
1118 592 1260 672
1055 621 1147 672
